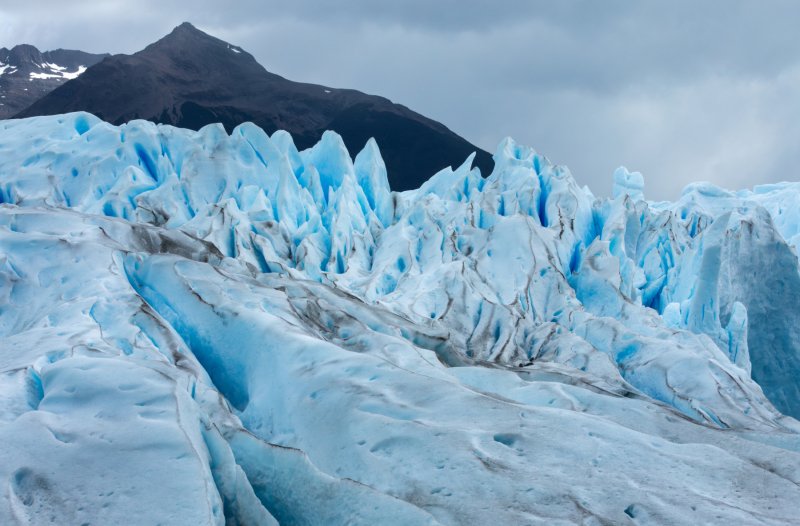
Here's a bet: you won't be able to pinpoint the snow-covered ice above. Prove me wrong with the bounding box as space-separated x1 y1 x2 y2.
0 112 799 524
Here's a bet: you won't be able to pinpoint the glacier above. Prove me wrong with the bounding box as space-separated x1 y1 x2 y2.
0 112 799 524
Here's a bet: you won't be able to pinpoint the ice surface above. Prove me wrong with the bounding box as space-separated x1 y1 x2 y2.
611 166 644 200
0 113 799 524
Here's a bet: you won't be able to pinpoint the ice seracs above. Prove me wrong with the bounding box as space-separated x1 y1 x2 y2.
0 112 799 524
612 165 644 200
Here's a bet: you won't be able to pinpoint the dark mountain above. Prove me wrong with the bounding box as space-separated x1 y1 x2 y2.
0 45 108 119
15 23 493 190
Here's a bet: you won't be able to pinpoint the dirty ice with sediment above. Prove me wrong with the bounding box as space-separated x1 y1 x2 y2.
1 112 799 524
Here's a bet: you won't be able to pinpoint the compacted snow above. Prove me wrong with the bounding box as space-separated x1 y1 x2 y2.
0 112 799 524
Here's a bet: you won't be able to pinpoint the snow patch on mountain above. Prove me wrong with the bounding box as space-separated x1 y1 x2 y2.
28 64 87 80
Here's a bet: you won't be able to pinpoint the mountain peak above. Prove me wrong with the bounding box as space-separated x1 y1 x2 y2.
170 22 209 38
153 22 229 48
140 21 252 68
7 44 43 64
15 24 493 189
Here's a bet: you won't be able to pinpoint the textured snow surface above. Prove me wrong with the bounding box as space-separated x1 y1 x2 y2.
0 112 799 524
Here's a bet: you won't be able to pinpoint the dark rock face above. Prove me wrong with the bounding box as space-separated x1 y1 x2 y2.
15 23 493 190
0 45 108 119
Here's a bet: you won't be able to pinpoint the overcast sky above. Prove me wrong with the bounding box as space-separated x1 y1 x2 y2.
2 1 799 199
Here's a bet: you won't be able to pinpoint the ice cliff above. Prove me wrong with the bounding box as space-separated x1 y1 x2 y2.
0 112 799 524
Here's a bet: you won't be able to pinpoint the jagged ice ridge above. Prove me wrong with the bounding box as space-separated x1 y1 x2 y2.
0 112 799 524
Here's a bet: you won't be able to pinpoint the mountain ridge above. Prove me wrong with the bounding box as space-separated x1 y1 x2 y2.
15 22 493 190
0 44 108 118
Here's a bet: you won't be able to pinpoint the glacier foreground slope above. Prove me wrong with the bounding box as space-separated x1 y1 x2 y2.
0 112 799 524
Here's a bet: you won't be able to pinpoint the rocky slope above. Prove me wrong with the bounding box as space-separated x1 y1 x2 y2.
0 45 107 118
15 23 492 191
